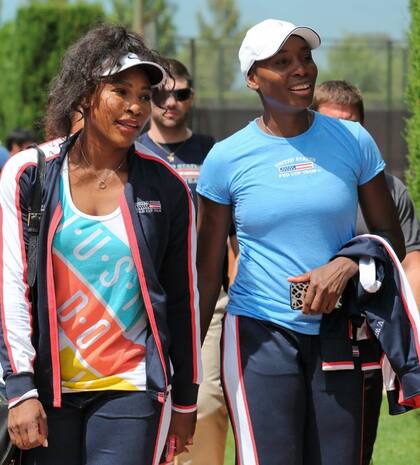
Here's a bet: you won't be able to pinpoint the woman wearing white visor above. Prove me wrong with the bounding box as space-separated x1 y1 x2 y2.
197 19 404 465
0 25 201 465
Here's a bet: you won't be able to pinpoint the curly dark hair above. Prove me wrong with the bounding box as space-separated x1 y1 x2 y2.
45 24 168 139
165 58 193 88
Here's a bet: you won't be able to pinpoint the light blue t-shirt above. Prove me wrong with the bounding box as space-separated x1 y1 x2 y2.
197 112 385 335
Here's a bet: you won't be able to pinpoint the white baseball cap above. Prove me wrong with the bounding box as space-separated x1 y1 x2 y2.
101 52 166 88
239 19 321 78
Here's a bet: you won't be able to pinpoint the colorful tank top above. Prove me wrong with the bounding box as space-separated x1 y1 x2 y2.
53 157 148 392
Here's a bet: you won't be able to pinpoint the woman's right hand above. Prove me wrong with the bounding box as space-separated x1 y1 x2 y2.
8 398 48 450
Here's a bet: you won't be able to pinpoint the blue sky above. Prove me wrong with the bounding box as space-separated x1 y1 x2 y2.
1 0 410 41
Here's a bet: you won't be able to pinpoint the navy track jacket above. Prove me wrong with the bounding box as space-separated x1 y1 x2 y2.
320 234 420 414
0 135 202 411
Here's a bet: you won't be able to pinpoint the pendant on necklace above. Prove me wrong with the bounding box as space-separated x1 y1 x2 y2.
167 152 175 163
98 180 107 190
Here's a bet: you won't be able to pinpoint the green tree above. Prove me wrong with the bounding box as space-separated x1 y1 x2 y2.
110 0 177 55
193 0 246 104
318 34 407 110
27 0 69 4
0 2 105 141
0 22 17 141
197 0 241 41
406 0 420 211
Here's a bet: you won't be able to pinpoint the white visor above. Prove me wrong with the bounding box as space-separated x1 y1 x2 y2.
101 53 166 88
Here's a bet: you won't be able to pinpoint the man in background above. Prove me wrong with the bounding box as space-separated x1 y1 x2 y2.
139 58 213 202
138 58 232 465
0 145 8 171
5 128 35 156
313 80 420 465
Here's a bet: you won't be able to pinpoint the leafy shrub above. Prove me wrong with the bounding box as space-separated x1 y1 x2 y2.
406 0 420 212
0 2 105 141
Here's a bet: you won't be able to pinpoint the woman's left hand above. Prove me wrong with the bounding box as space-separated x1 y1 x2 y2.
288 257 359 315
166 410 197 457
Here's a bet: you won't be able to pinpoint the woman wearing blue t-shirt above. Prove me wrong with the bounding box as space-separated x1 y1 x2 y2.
197 19 404 465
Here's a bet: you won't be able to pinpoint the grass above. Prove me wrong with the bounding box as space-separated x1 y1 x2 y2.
372 401 419 465
224 427 235 465
223 397 420 464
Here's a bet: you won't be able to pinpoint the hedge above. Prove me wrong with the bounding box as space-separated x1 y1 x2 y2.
406 0 420 212
0 3 105 141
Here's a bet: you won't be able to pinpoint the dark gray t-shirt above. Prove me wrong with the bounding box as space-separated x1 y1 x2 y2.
356 173 420 252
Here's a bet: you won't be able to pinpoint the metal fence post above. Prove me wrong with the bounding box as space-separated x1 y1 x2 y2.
132 0 144 35
402 44 408 101
189 38 198 133
386 39 394 162
218 44 225 106
190 38 196 86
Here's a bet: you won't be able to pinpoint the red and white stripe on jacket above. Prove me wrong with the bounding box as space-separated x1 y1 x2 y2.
0 139 62 407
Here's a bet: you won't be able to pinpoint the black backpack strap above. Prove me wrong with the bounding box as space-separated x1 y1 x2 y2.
26 146 46 288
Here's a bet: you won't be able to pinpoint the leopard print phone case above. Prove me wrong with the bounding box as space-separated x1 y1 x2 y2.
290 282 342 310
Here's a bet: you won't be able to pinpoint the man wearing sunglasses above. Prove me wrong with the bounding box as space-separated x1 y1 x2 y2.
139 59 233 465
139 58 214 203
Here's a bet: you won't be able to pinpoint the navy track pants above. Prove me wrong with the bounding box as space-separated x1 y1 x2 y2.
221 313 365 465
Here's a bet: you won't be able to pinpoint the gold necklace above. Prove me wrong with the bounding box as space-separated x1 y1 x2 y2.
151 138 190 163
260 112 312 136
260 116 276 136
79 143 126 190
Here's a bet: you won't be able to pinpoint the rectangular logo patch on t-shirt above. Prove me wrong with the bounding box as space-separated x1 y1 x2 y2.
136 199 162 214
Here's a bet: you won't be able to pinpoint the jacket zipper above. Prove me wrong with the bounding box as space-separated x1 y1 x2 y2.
46 204 63 407
120 196 169 391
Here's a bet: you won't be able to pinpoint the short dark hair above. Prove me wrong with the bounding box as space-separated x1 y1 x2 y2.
164 58 193 88
312 80 364 124
5 128 35 151
45 24 168 139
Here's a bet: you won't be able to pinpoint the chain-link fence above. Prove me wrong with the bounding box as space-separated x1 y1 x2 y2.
171 36 408 110
169 36 409 178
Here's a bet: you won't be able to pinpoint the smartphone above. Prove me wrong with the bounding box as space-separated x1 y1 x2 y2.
290 282 342 310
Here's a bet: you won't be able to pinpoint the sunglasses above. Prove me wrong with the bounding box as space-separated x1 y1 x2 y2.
152 87 193 105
